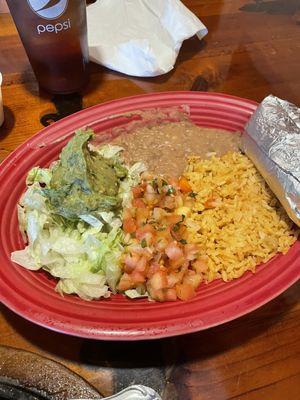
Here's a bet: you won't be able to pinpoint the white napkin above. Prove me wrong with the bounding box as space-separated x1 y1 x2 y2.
87 0 208 77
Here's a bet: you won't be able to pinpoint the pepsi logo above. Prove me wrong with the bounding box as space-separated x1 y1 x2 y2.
27 0 68 20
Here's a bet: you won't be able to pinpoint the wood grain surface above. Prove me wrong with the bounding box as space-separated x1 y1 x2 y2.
0 1 300 399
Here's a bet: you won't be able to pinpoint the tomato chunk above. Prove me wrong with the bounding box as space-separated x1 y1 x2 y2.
132 186 144 198
148 270 168 291
176 283 195 301
164 288 177 301
123 217 137 234
178 176 192 193
165 241 184 260
118 273 135 291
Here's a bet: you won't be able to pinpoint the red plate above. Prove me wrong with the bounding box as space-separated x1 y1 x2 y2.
0 92 299 340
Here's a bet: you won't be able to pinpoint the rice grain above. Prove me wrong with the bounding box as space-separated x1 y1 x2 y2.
184 152 297 282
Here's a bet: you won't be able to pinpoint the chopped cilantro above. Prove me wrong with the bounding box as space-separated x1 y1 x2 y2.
172 215 185 233
166 186 176 195
151 178 158 192
172 223 180 232
141 238 147 248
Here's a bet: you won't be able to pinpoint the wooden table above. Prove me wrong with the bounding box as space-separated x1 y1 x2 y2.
0 1 300 399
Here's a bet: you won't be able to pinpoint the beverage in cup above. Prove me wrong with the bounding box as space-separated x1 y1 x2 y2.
6 0 89 94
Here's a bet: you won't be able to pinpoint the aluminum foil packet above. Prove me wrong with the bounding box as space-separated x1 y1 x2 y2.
242 94 300 227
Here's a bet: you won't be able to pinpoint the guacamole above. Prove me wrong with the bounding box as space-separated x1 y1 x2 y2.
44 129 127 221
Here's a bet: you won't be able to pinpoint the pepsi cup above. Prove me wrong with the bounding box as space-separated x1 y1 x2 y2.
6 0 89 94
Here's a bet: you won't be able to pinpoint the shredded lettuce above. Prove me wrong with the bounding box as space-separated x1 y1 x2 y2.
11 130 144 301
119 162 147 207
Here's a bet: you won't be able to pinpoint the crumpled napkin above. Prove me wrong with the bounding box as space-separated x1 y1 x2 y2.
87 0 208 77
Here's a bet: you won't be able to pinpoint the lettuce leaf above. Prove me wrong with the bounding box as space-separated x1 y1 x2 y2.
11 132 145 301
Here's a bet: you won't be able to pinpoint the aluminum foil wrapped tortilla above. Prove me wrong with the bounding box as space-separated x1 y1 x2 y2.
242 95 300 227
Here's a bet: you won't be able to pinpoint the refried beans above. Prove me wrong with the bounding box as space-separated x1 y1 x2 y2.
110 121 241 177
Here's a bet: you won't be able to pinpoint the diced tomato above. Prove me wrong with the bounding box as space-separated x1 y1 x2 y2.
144 232 155 246
146 262 161 278
144 192 159 206
135 256 147 273
184 244 199 261
132 186 144 198
175 194 184 208
118 273 135 291
148 270 168 291
157 227 172 241
146 184 156 194
152 207 165 220
165 241 184 260
165 214 183 225
124 253 140 271
136 207 150 227
178 176 192 193
123 217 137 234
123 208 134 219
149 288 165 302
136 224 155 240
168 177 179 189
126 244 152 259
131 271 146 285
193 258 208 274
176 283 195 301
155 237 169 252
167 271 184 287
183 270 202 289
170 224 185 242
164 288 177 301
132 198 146 208
168 256 186 270
120 174 199 302
160 195 175 210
